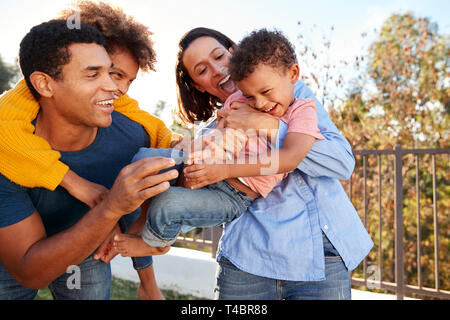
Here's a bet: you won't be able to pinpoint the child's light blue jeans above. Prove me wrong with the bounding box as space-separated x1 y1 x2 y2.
132 148 255 247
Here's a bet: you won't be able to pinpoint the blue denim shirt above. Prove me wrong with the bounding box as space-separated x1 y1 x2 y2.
215 81 373 281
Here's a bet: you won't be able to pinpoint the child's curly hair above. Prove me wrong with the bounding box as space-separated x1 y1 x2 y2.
229 28 297 82
59 1 156 72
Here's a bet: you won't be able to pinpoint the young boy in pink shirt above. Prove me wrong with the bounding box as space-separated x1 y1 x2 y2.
113 29 324 256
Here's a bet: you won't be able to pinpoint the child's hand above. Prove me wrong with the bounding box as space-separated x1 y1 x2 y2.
183 163 229 189
61 170 109 208
71 179 109 209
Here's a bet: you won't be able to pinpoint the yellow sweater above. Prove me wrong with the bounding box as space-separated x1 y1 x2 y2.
0 79 176 190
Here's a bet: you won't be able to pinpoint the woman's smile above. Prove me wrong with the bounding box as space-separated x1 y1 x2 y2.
218 75 237 95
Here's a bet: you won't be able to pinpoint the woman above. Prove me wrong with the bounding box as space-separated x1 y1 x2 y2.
175 27 373 300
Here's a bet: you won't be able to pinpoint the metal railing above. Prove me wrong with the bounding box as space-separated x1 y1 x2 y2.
179 145 449 300
176 226 222 257
348 145 449 300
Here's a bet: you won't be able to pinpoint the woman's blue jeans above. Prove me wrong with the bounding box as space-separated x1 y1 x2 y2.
215 232 351 300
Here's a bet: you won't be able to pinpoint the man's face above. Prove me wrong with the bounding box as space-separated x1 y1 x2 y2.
49 43 118 128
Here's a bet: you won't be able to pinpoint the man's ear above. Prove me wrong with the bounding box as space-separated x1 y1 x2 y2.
192 82 205 93
29 71 54 98
289 64 300 84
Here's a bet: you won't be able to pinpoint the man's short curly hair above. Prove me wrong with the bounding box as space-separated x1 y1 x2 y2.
229 28 297 82
19 19 105 99
58 1 156 72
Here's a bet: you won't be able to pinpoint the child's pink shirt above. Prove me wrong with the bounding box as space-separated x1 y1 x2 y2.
223 90 324 198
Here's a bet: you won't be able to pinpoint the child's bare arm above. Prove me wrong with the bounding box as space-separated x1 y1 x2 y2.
183 132 316 189
60 170 108 208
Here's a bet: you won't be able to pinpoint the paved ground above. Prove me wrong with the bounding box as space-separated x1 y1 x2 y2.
110 248 417 300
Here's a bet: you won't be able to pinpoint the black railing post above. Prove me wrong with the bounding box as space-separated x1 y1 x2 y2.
394 145 405 300
211 226 223 259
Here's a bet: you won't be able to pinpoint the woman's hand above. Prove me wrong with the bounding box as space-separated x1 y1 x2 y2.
187 142 227 164
183 163 229 189
217 102 279 138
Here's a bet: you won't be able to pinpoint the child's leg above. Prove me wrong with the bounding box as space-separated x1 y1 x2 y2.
132 147 185 186
117 202 167 300
136 265 165 300
144 183 248 246
114 181 252 256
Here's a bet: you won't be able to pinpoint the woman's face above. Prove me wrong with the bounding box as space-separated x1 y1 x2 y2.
182 36 238 102
108 47 139 97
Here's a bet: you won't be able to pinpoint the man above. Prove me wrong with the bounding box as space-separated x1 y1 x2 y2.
0 20 177 299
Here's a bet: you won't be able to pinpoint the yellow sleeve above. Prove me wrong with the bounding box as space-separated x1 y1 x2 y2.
0 80 178 190
0 79 68 190
113 94 180 148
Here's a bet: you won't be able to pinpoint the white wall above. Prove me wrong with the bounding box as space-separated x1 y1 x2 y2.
111 247 217 299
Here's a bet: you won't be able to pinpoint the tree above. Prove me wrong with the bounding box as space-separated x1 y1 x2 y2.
0 55 20 95
330 12 449 150
366 13 449 148
332 13 449 297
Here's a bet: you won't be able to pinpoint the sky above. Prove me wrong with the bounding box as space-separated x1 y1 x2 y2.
0 0 449 124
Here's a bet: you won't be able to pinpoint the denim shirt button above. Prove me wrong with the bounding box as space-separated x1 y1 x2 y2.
297 179 303 184
323 224 329 230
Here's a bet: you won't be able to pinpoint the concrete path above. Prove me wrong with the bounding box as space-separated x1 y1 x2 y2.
110 247 415 300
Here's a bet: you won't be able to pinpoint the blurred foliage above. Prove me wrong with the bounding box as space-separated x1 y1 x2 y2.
0 55 20 95
153 99 191 137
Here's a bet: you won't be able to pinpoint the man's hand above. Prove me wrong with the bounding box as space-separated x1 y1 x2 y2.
103 157 178 217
